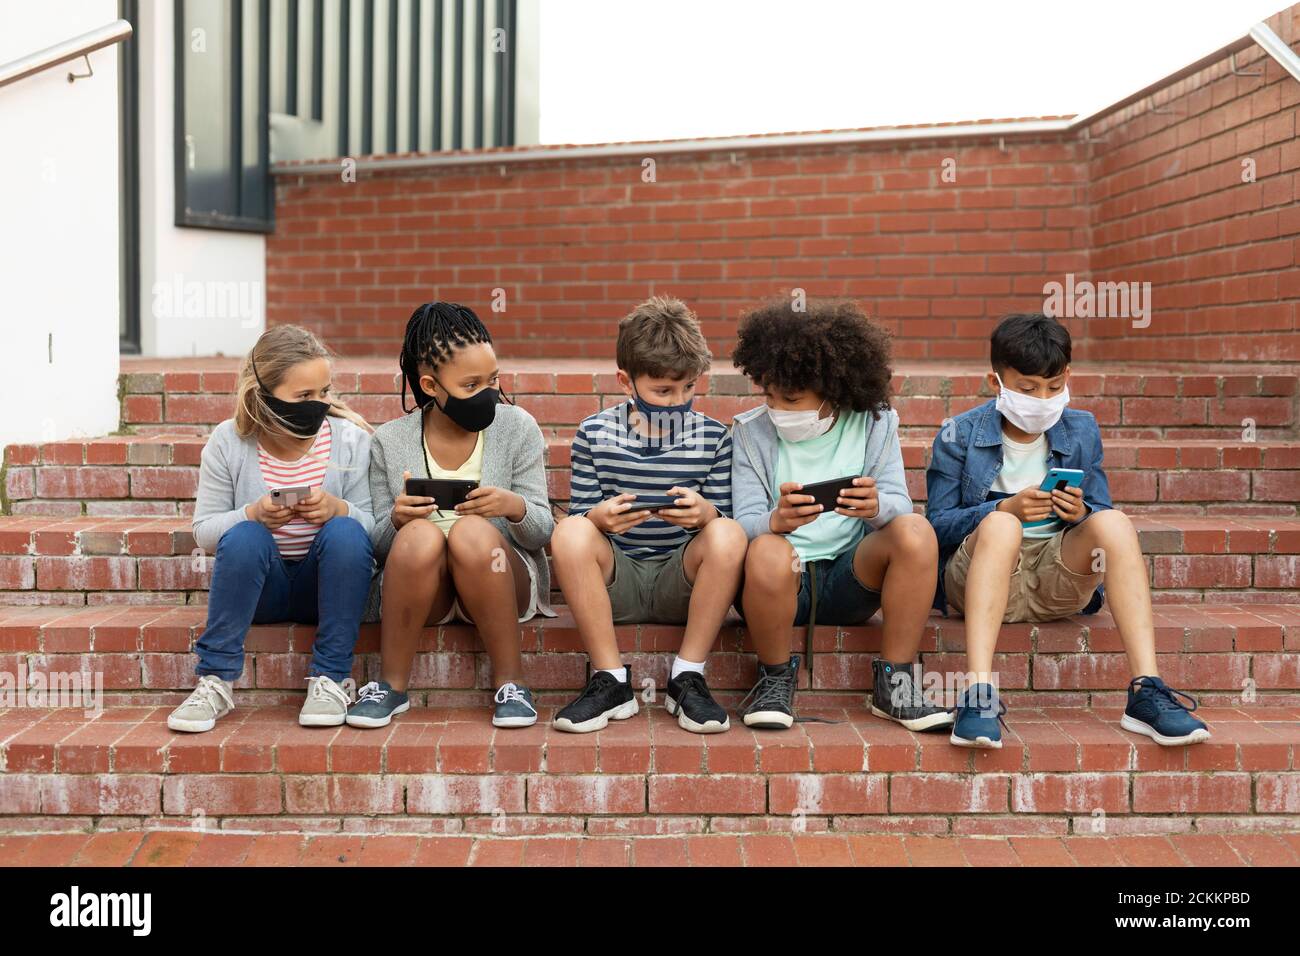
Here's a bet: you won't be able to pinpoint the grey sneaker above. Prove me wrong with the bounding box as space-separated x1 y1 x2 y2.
346 680 410 728
167 675 235 733
870 659 954 732
492 682 538 728
299 675 356 727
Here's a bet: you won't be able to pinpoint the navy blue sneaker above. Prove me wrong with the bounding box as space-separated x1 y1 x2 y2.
1121 676 1210 746
346 681 409 728
950 683 1007 749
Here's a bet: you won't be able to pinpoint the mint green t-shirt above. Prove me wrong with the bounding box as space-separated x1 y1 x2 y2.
774 408 869 562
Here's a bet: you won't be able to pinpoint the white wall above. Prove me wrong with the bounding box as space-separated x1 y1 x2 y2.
0 1 123 448
137 0 265 358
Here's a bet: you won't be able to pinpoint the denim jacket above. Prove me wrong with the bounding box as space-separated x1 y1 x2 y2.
924 399 1112 614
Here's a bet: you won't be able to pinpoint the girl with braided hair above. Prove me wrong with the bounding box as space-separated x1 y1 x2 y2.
347 302 556 729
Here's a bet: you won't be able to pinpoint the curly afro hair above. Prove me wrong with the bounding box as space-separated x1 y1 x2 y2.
732 298 893 418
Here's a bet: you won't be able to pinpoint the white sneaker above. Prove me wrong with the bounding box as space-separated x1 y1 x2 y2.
167 675 235 733
299 675 356 727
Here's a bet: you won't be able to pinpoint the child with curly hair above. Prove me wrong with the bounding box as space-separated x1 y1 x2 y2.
729 299 952 732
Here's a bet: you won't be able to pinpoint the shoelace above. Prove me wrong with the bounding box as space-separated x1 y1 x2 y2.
737 665 796 715
959 693 1008 732
576 671 618 700
354 681 391 705
187 675 234 715
1130 678 1198 713
306 676 354 708
672 672 713 711
495 682 535 713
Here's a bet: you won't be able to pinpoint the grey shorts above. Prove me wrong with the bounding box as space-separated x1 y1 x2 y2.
606 539 694 624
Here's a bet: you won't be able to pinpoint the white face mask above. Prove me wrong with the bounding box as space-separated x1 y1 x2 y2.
994 373 1069 434
767 400 833 442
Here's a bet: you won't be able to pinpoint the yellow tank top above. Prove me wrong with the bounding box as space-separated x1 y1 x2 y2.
422 429 484 535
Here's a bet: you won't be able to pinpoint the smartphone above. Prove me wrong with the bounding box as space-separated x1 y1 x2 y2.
1023 468 1085 528
1038 468 1084 493
404 478 479 510
270 485 312 508
793 475 861 512
622 498 678 513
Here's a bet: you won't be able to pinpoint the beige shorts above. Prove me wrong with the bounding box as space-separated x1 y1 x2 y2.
944 529 1102 623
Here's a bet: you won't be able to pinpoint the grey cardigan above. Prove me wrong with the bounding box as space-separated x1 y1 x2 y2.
191 415 376 554
729 403 912 543
366 402 556 620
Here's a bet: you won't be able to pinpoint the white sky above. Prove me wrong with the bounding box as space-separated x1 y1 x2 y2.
538 0 1286 144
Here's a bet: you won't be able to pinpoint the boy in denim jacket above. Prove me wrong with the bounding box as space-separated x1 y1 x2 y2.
926 314 1209 749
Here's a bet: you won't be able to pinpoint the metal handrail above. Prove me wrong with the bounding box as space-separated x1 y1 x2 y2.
0 19 132 90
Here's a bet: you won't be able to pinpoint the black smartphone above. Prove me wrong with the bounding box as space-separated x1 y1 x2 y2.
793 475 861 512
622 498 677 513
405 478 479 509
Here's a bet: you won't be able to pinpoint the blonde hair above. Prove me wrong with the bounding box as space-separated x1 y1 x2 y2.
234 326 373 467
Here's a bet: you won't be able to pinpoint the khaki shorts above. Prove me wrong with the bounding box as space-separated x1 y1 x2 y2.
606 539 694 624
944 529 1101 623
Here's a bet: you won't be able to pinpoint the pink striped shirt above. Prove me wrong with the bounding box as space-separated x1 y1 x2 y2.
257 418 332 559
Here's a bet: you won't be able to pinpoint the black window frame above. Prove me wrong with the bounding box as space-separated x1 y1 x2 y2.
173 0 274 234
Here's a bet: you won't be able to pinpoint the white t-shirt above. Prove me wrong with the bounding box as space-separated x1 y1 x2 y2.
991 432 1061 538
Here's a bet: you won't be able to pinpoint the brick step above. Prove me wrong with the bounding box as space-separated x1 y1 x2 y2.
6 435 1298 518
2 514 1298 605
117 357 1298 438
1 602 1298 701
1 704 1298 835
8 831 1300 866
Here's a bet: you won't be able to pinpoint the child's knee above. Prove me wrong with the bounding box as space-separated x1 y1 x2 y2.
698 517 747 562
550 514 599 560
976 509 1022 546
1084 508 1134 538
744 533 797 584
446 514 498 561
219 520 275 555
390 517 445 567
884 512 938 558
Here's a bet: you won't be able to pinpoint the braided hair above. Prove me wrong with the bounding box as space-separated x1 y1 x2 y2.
399 301 494 412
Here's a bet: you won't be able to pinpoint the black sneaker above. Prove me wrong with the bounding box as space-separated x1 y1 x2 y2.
666 671 730 734
553 667 638 733
869 658 954 731
739 656 800 730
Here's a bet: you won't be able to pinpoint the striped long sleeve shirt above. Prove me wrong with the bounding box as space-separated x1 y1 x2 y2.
568 402 733 558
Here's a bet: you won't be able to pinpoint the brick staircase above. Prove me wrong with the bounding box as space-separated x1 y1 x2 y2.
1 356 1297 837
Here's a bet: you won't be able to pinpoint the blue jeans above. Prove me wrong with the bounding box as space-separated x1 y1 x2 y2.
195 517 374 683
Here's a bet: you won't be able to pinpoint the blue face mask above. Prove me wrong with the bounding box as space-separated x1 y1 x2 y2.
630 384 693 421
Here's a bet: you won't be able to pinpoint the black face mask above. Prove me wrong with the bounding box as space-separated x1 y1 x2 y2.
251 356 330 438
431 377 500 432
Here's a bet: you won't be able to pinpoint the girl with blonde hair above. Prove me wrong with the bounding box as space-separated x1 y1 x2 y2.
168 325 376 733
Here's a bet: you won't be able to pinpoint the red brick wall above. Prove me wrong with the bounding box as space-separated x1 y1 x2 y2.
1080 6 1300 363
267 5 1299 364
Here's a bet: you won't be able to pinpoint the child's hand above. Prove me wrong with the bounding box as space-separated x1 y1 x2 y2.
392 469 437 529
247 495 295 529
587 493 655 536
656 486 717 529
1051 485 1087 522
293 487 342 524
997 487 1054 522
834 476 879 520
769 481 823 534
456 486 526 522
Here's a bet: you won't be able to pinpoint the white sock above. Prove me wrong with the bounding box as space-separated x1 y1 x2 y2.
599 666 628 683
671 656 705 680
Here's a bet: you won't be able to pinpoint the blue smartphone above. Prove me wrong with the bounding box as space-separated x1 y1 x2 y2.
1023 468 1084 528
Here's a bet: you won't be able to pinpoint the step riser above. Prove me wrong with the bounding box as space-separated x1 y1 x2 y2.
7 461 1300 516
116 390 1298 437
4 548 1299 602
